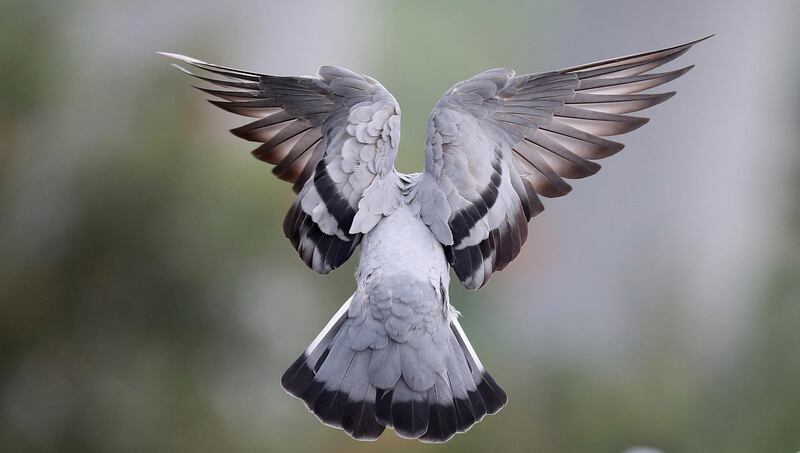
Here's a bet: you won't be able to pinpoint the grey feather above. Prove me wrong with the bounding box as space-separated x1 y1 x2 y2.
369 343 402 389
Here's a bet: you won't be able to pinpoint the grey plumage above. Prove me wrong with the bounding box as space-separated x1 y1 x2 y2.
424 36 708 290
160 35 708 443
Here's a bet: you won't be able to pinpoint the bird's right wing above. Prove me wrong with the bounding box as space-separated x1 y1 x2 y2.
162 54 401 274
420 37 708 289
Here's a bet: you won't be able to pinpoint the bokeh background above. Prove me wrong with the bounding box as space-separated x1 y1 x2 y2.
2 1 799 452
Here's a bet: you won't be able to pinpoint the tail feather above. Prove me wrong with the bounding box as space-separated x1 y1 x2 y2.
281 295 506 443
450 318 508 415
394 381 430 439
341 385 383 440
420 377 459 442
281 297 352 398
311 345 361 428
477 372 508 415
444 358 481 432
374 388 393 427
444 327 487 429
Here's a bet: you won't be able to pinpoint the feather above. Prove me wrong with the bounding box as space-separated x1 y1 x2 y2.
554 106 649 137
370 343 402 389
342 385 385 440
576 66 694 95
420 378 458 443
391 379 430 439
568 91 676 114
539 119 625 159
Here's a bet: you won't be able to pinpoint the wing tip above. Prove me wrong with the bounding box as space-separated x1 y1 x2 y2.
561 35 712 75
670 64 696 79
670 34 715 51
692 34 716 45
230 124 250 140
156 51 203 65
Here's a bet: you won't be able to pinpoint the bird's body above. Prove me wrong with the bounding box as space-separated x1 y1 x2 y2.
162 36 708 442
359 190 450 303
281 177 506 442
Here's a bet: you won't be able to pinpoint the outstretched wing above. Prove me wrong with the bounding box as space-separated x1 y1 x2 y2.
421 37 708 289
162 53 401 274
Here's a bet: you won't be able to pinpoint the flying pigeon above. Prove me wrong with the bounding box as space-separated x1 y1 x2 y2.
161 36 708 443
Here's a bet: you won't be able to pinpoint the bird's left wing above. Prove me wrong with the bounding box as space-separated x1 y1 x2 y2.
162 53 400 274
421 37 708 289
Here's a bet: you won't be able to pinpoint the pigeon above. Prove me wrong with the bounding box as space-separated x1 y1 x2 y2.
160 35 709 443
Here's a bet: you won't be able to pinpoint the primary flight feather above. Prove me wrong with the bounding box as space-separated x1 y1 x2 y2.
161 35 708 442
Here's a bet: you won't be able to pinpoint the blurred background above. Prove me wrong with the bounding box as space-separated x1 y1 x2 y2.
1 1 798 452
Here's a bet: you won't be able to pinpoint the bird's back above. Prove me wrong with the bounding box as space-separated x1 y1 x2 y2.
358 202 449 292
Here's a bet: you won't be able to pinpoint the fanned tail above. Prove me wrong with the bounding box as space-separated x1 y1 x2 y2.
281 295 507 443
